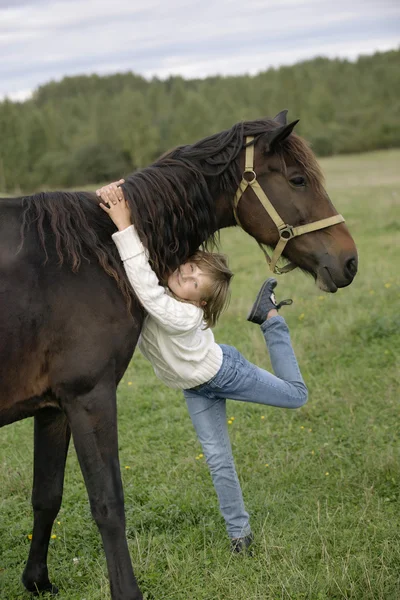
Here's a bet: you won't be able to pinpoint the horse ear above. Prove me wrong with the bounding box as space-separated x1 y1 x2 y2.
262 120 299 153
273 109 288 125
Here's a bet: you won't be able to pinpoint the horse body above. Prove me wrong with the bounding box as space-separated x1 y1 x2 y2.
0 114 358 600
1 194 146 597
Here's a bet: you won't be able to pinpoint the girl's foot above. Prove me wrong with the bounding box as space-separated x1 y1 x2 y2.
230 533 254 554
247 278 293 325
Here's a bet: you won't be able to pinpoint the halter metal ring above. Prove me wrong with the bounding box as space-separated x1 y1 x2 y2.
279 225 295 240
242 169 257 184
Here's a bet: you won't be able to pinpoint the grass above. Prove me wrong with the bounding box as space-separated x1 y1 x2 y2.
1 149 400 599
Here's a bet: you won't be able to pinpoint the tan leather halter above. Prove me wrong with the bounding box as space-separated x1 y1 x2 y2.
233 136 345 275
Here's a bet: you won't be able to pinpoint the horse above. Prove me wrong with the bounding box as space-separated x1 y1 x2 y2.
0 111 358 600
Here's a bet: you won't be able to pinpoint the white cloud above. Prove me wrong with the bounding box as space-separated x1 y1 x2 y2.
6 88 33 102
143 37 400 80
0 0 399 100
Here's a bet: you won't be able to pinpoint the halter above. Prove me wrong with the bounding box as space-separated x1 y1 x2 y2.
233 136 345 275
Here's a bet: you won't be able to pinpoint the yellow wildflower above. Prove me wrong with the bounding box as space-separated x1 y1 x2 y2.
51 534 57 539
299 313 305 321
128 381 133 386
125 466 131 469
27 534 32 540
261 416 265 420
325 472 329 476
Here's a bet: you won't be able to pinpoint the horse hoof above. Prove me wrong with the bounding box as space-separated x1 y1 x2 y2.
23 579 59 596
33 583 59 596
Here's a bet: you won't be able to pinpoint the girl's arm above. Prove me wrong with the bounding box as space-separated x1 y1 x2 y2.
97 183 202 335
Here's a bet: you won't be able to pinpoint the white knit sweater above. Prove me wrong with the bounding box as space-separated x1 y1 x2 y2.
112 226 223 389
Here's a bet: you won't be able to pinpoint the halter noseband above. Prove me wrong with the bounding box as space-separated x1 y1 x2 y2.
233 136 345 275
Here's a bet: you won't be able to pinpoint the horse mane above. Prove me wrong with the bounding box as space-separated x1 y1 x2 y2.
19 118 325 308
121 122 245 280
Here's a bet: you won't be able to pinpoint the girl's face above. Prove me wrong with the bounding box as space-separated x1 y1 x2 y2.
167 261 212 306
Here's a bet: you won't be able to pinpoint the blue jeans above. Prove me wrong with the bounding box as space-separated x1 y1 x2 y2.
183 316 308 539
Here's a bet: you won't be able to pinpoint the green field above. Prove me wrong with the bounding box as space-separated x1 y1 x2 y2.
1 149 399 599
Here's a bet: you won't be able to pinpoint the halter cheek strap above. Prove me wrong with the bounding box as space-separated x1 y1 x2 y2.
233 136 345 275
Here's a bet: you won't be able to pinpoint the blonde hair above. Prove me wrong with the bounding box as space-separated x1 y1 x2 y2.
189 250 233 328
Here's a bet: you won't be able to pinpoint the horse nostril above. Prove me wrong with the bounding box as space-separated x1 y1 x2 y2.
345 257 358 278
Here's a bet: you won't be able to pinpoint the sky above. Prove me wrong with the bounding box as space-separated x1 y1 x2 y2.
1 0 399 101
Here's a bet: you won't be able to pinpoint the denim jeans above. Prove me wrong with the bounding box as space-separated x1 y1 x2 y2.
183 316 308 539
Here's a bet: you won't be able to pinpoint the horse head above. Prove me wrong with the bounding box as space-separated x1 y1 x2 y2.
230 111 358 292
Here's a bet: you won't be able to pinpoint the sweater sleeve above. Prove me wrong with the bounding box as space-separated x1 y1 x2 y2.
112 225 203 334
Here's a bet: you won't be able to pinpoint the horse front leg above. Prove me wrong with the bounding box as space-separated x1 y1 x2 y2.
63 376 143 600
22 407 71 595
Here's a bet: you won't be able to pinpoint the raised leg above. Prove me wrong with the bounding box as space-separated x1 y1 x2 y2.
63 375 143 600
22 407 71 595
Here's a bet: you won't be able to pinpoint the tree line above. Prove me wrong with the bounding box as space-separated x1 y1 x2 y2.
0 48 399 193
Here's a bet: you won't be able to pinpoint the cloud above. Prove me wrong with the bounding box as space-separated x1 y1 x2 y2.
1 0 399 100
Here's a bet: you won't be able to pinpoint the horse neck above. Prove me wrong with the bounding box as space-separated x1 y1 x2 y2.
206 177 237 233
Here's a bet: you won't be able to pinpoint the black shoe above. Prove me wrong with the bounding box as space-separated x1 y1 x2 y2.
247 278 293 325
230 533 254 554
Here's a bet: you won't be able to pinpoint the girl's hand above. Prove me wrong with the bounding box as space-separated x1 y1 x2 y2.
97 179 132 231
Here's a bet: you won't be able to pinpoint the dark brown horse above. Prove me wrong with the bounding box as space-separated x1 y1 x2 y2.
0 111 357 600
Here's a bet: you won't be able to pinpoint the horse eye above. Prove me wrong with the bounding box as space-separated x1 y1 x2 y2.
290 176 306 187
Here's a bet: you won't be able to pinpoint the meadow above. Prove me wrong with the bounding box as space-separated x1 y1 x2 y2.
0 149 399 599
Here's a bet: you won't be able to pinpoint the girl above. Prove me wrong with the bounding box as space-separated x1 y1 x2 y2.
97 182 308 552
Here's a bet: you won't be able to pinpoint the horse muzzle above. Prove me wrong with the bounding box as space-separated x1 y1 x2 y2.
315 253 358 293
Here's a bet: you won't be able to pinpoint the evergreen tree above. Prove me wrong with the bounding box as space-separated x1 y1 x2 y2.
0 48 398 193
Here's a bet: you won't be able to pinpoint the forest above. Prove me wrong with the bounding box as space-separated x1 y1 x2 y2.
0 48 398 192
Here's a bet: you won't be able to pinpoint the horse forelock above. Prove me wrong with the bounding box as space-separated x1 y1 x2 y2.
278 132 326 195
